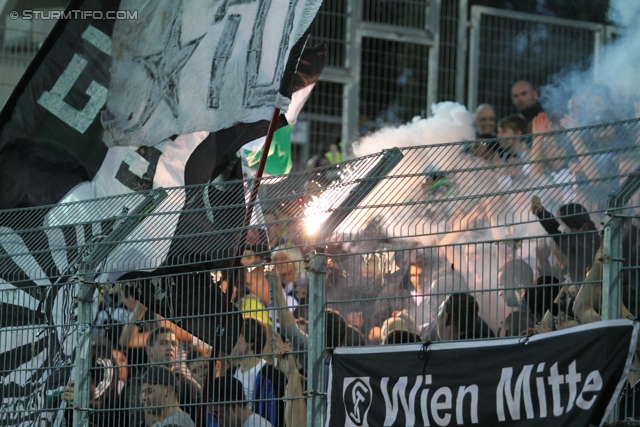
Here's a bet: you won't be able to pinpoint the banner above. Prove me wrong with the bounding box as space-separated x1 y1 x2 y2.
102 0 323 147
328 320 638 427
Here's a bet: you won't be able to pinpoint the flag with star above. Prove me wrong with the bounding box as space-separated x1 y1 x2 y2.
0 0 324 425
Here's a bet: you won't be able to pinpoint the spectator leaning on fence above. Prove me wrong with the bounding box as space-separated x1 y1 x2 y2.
526 275 562 323
61 338 122 426
499 310 536 337
380 310 422 345
144 327 202 423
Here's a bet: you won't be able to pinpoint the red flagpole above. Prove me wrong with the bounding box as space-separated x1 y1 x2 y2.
242 107 281 230
200 108 282 427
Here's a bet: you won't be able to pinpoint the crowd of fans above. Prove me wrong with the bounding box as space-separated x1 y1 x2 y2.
70 79 640 426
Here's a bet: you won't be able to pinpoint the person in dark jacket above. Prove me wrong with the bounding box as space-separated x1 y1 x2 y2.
531 197 601 285
436 293 481 341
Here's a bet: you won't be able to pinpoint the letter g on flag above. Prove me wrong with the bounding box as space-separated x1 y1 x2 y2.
343 377 372 427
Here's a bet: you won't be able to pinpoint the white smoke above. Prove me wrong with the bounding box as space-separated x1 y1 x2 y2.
352 102 475 156
540 0 640 123
343 102 534 332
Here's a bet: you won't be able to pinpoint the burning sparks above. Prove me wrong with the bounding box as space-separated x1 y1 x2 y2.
303 194 332 235
302 165 362 236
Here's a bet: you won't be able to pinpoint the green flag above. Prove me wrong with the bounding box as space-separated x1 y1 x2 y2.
244 124 293 175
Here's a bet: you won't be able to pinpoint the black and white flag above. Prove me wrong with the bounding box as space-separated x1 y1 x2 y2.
0 0 323 425
328 320 638 427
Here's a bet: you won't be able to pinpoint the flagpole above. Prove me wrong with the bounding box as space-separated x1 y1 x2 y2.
243 107 281 230
200 108 282 426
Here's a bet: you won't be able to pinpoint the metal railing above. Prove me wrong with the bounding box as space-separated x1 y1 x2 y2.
466 6 624 118
2 118 640 425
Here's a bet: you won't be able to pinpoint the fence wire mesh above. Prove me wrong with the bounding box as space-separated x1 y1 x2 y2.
2 119 640 426
468 6 604 117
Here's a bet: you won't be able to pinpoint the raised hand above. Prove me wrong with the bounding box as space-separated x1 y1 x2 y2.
560 114 578 130
532 112 553 134
530 195 543 215
272 330 298 376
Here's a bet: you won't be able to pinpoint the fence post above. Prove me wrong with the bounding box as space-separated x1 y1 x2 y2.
72 274 95 427
306 248 327 427
69 189 167 427
600 213 624 321
342 0 362 156
601 212 625 425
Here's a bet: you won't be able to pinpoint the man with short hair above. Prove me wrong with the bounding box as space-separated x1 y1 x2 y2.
209 375 274 427
140 366 195 427
510 80 544 132
496 114 530 165
145 327 201 423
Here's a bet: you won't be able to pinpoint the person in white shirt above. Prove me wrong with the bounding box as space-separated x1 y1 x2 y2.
227 318 287 427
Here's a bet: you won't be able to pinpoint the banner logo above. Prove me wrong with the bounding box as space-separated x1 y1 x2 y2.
343 377 372 427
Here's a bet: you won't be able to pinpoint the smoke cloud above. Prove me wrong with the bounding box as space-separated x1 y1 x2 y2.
352 102 475 157
540 0 640 123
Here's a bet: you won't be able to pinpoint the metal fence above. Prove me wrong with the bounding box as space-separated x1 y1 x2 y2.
2 118 640 426
466 6 609 118
300 0 440 168
0 24 52 109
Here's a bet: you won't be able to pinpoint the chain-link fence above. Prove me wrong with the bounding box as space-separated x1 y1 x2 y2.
2 119 640 425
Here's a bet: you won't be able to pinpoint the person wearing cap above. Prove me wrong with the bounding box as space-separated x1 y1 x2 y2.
531 197 601 285
209 375 274 427
140 366 195 427
379 310 419 345
421 166 455 198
